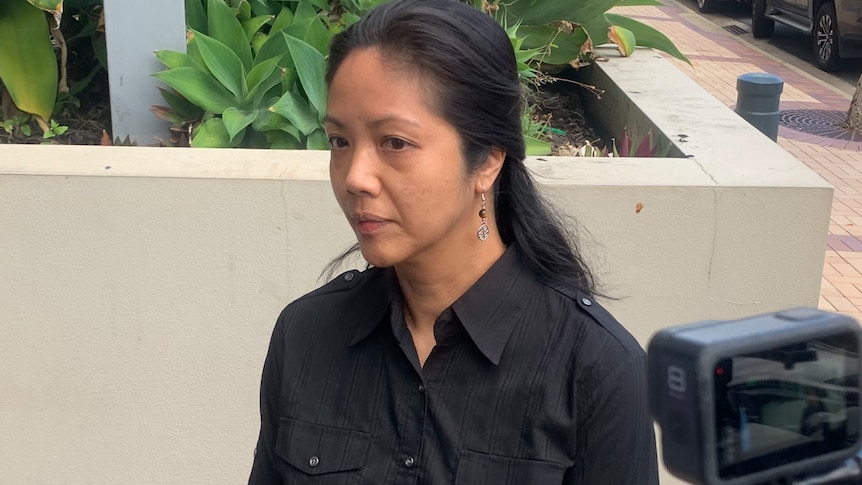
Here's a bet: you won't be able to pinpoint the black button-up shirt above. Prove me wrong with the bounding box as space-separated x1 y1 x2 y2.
249 245 658 484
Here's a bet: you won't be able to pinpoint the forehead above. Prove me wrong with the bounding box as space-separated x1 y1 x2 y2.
327 47 442 116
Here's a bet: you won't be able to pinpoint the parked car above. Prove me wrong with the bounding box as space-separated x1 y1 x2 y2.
751 0 862 70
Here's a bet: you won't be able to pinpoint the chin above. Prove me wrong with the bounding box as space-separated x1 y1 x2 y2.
357 243 400 269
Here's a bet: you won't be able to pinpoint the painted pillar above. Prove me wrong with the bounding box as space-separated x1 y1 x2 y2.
103 0 186 145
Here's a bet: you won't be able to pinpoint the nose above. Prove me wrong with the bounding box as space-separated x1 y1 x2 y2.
341 144 381 197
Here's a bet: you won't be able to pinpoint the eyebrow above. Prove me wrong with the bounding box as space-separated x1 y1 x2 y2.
322 115 421 129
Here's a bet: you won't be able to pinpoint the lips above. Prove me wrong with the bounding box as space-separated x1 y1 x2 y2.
353 213 388 235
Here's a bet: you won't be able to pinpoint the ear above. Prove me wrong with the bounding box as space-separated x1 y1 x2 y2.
474 148 505 194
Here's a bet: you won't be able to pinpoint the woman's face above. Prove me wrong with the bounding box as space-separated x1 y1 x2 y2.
325 48 481 269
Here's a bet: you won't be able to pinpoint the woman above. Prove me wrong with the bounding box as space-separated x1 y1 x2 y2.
249 0 658 483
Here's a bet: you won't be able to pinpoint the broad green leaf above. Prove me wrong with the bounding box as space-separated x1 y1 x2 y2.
582 16 613 48
268 130 303 149
153 67 237 114
192 117 239 147
605 13 690 63
235 0 251 22
222 107 256 140
293 0 318 23
271 7 295 33
242 14 273 43
246 60 284 108
269 90 319 135
158 87 204 121
284 16 330 55
207 0 253 70
525 136 553 156
283 33 326 118
306 129 329 150
252 32 268 55
608 25 636 57
306 0 329 10
246 56 281 92
0 0 58 120
254 110 303 141
186 31 206 66
249 0 274 16
155 50 204 70
185 0 207 33
503 0 623 26
254 31 294 69
26 0 62 14
520 25 589 66
193 30 247 99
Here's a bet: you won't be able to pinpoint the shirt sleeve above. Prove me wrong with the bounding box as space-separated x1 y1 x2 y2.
248 310 287 484
567 350 659 485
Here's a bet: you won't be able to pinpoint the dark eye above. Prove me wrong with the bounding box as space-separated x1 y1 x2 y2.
384 138 409 150
328 136 349 149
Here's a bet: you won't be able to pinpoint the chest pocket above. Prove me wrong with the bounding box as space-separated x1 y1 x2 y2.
275 418 370 483
455 450 566 485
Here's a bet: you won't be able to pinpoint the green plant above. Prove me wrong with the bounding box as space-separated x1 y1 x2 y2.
42 119 68 139
154 0 387 148
0 114 33 137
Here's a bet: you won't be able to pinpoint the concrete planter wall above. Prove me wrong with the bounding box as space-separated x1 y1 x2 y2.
0 48 831 484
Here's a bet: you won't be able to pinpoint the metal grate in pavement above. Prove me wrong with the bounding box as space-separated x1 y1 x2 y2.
779 109 861 140
722 24 748 35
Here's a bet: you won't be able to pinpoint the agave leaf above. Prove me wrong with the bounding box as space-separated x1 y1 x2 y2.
185 0 206 33
246 56 281 92
283 33 326 119
193 30 247 99
252 31 268 55
192 117 239 147
242 14 273 43
605 13 689 63
271 6 295 33
293 0 318 23
525 135 553 156
306 0 329 10
0 0 58 121
153 67 237 114
634 129 655 157
249 0 274 16
268 130 304 149
283 16 330 56
158 87 205 120
26 0 62 14
151 105 188 124
269 90 320 135
252 109 288 132
619 127 632 157
608 25 636 57
254 30 294 69
305 129 329 150
207 0 253 70
222 107 256 140
155 50 204 70
246 61 284 108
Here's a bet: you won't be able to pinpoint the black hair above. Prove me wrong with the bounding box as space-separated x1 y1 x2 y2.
324 0 598 294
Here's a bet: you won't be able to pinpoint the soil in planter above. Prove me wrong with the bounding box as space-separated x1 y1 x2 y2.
528 74 609 157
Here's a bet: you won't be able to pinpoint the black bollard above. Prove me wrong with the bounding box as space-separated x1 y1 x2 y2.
735 73 784 142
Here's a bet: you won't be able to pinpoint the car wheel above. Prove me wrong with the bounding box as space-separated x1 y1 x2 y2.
697 0 716 14
814 2 841 71
751 0 775 38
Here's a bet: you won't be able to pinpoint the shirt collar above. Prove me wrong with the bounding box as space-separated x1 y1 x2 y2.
451 244 533 365
348 244 537 366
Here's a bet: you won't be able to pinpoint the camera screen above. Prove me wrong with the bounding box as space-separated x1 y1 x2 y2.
714 331 859 479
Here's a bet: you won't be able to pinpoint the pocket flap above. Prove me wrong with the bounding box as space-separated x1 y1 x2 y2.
276 418 371 476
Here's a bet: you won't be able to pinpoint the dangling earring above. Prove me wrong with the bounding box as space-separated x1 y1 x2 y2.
477 193 489 241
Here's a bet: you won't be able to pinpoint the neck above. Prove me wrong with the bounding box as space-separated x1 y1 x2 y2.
395 234 506 333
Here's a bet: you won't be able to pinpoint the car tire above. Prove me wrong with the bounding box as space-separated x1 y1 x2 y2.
814 2 841 71
751 0 775 38
697 0 716 14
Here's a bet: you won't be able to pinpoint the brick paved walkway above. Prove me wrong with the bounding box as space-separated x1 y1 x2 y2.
613 1 862 321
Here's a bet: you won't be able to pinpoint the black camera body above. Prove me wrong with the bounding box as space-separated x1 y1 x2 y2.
649 308 862 484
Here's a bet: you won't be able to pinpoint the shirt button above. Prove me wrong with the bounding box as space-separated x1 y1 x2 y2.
309 456 320 467
404 457 415 468
344 272 354 282
581 297 592 306
418 384 425 393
